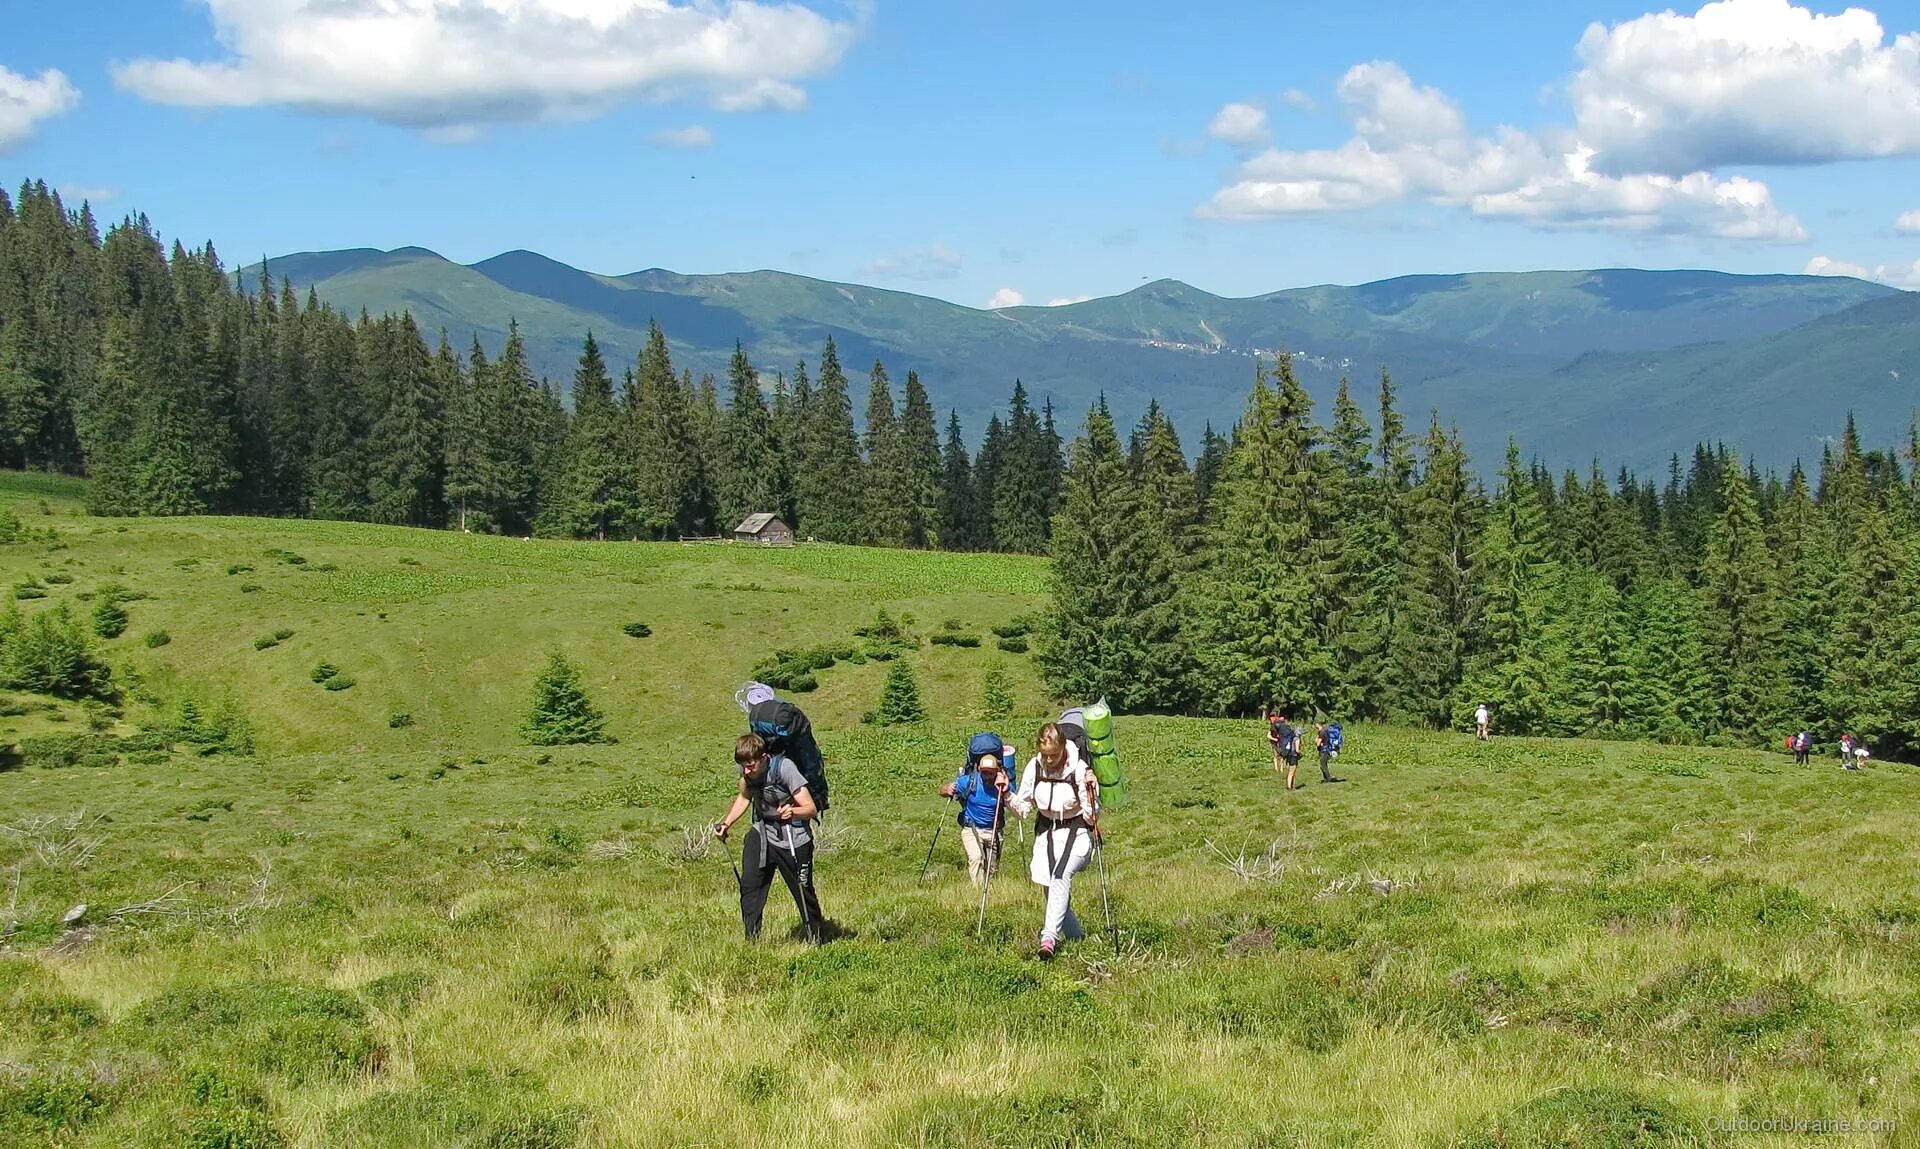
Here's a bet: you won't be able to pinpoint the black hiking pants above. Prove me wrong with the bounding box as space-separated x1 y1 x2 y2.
1318 749 1336 781
739 826 823 942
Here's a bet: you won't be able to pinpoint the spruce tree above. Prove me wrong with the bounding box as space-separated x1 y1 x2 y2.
365 313 446 527
874 661 928 724
794 337 866 542
521 650 610 745
1042 400 1193 711
937 411 981 551
992 382 1051 554
974 413 1008 548
716 342 781 531
1315 377 1382 719
1192 423 1229 524
1460 441 1557 733
1395 417 1479 726
630 323 704 538
862 360 910 546
900 371 942 547
1185 356 1319 716
1697 464 1787 737
556 333 634 539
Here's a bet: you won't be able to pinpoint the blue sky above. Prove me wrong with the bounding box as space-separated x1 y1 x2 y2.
5 0 1920 306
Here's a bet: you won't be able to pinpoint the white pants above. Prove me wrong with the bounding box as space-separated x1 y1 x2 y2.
1041 876 1086 944
1029 824 1094 944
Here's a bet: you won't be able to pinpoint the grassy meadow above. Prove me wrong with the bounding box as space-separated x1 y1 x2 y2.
1 473 1917 1147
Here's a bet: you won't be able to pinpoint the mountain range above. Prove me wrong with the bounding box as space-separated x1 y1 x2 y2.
243 247 1919 474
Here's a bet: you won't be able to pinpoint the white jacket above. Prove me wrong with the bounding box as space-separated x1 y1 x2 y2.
1009 744 1097 885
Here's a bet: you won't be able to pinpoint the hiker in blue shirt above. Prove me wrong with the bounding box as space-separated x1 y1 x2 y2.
940 732 1011 887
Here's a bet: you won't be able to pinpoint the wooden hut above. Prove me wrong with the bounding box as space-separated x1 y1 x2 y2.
732 513 795 546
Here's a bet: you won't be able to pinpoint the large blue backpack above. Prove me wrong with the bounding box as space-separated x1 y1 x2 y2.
748 698 830 812
1327 723 1344 753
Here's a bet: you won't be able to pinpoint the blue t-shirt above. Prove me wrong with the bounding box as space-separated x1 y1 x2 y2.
949 768 1006 829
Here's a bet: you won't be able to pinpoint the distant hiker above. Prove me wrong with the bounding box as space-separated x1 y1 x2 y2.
1793 730 1812 765
1475 703 1491 741
1007 723 1099 960
942 732 1012 887
1266 707 1288 776
1853 740 1871 769
1268 710 1302 788
715 733 823 943
1840 733 1854 768
1314 721 1344 784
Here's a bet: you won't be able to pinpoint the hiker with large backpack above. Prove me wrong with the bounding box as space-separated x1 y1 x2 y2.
1006 722 1100 960
941 732 1013 887
739 683 830 815
714 732 824 943
1313 721 1345 785
1269 711 1303 790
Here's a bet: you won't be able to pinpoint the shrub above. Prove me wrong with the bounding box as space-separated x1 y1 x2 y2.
929 631 981 648
274 628 294 642
855 609 908 641
0 606 114 700
265 549 307 566
20 733 121 769
89 597 129 639
12 582 45 600
239 584 262 594
253 635 281 651
389 712 415 729
981 659 1015 721
622 622 652 638
226 564 253 576
997 636 1029 654
874 662 927 725
144 630 171 648
168 696 256 756
42 572 73 585
521 650 610 746
311 663 339 684
323 675 356 692
991 619 1032 639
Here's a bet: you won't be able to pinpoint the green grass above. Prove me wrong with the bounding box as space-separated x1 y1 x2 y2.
2 473 1917 1146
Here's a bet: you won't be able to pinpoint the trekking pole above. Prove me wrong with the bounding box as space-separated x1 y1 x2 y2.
974 789 1006 940
918 817 946 882
716 823 743 889
1093 829 1116 951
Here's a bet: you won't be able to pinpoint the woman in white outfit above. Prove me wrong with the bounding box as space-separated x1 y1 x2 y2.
1007 722 1099 960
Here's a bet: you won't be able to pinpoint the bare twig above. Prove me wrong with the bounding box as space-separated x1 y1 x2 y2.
1205 836 1294 882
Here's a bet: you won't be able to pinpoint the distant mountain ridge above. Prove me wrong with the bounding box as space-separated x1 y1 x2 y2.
242 248 1913 473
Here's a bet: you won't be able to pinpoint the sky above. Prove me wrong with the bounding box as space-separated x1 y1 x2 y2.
5 0 1920 308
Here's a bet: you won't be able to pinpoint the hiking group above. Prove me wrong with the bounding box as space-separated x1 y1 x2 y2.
1265 708 1344 790
715 683 1120 960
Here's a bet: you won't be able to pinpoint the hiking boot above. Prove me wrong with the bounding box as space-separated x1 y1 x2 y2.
1039 938 1057 961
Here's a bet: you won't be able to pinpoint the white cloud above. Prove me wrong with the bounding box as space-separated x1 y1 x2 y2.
57 185 118 205
1282 88 1317 112
0 66 79 151
1897 210 1920 235
650 123 713 150
1805 255 1920 289
986 288 1026 309
863 244 962 281
1207 101 1269 148
1203 60 1805 242
1571 0 1920 174
111 0 860 131
1046 295 1094 307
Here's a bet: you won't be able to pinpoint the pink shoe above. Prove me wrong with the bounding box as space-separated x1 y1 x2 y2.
1039 938 1057 961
